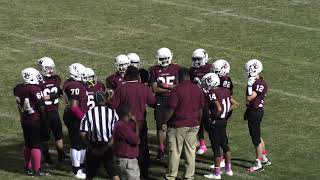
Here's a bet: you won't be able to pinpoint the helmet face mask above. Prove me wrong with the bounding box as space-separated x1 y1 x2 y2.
38 57 55 77
244 59 263 77
192 48 208 68
156 47 172 67
115 54 130 74
84 68 96 87
21 68 41 85
212 59 230 77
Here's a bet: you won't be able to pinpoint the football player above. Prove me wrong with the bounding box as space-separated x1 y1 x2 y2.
202 73 237 179
149 47 180 160
37 57 66 164
244 59 271 172
84 67 106 109
210 59 238 169
105 54 130 90
13 68 49 176
63 63 88 179
127 53 149 84
189 48 212 155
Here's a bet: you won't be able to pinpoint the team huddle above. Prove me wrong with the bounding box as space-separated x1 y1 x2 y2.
13 47 271 180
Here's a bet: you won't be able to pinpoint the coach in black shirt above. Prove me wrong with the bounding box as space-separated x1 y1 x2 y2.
80 91 120 180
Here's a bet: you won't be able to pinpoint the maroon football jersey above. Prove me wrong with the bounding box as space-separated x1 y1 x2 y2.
106 71 125 90
207 88 231 119
109 80 156 129
219 75 234 95
63 79 88 113
86 81 106 109
13 83 44 123
39 75 61 112
246 78 268 108
189 63 212 82
149 64 180 96
167 80 204 128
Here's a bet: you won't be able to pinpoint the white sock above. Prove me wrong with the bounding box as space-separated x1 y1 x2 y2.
262 155 268 161
80 149 86 165
70 148 81 167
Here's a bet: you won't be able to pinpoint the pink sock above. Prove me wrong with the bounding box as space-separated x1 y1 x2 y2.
262 150 267 155
31 148 42 172
159 144 165 152
199 139 206 147
23 147 32 168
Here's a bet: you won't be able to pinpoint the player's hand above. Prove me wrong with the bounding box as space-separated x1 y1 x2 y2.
247 77 256 86
130 116 137 122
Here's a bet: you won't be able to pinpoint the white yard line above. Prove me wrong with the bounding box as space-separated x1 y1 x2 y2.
184 17 204 23
150 0 320 32
3 32 112 58
26 38 59 44
151 23 170 29
75 36 98 41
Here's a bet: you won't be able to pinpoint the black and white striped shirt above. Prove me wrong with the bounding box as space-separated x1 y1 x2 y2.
80 106 118 142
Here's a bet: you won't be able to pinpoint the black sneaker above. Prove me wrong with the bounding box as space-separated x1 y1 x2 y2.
33 170 50 176
24 168 33 176
155 151 165 161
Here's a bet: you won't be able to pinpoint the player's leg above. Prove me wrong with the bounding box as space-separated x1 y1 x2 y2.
22 123 33 175
204 120 222 179
103 149 120 180
138 122 150 179
29 122 49 176
155 96 167 160
221 119 232 176
39 116 52 165
49 111 66 161
63 112 85 178
247 108 264 172
196 105 208 155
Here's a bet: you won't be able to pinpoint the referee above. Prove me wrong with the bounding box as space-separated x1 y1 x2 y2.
80 91 120 180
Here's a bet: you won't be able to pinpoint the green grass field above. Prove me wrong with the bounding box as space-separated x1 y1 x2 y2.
1 0 320 179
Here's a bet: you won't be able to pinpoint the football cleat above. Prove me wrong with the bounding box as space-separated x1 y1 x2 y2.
24 168 33 176
74 169 86 179
247 160 264 172
33 170 50 176
196 146 208 155
209 159 225 168
262 158 272 166
224 166 233 176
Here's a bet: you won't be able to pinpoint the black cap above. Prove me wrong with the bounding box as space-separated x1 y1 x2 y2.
117 104 131 119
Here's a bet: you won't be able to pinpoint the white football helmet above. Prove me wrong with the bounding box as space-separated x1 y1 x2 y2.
37 57 55 77
115 54 130 74
156 47 172 67
127 53 140 68
68 63 86 81
212 59 230 77
192 48 208 68
244 59 263 77
84 67 97 86
201 73 220 90
21 67 41 85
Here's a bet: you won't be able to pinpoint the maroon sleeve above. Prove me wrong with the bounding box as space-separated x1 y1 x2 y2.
168 88 178 109
146 86 156 108
114 122 139 145
106 75 115 89
148 67 157 83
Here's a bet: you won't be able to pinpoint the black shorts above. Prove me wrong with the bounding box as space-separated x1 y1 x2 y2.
22 122 41 149
41 111 63 141
63 111 86 150
209 119 230 157
86 146 119 178
246 108 264 146
154 96 169 131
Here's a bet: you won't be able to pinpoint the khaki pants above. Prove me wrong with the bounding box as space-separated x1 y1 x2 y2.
115 157 140 180
165 126 199 180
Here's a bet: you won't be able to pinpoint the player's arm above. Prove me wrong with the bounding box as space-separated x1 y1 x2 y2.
214 100 222 115
230 96 239 111
151 82 171 94
247 91 258 102
70 99 84 120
